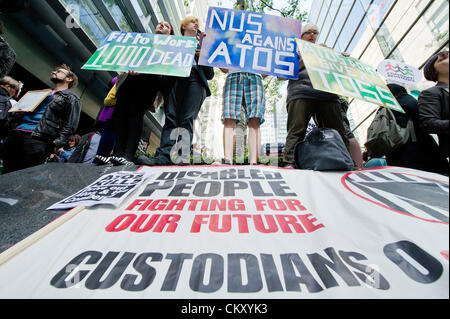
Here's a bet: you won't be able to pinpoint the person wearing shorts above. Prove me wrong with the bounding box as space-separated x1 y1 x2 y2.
222 70 266 164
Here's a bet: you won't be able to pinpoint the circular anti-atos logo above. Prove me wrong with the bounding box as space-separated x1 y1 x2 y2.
342 170 448 224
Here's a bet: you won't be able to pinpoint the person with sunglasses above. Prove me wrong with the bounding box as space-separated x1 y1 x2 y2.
2 64 81 174
418 51 449 173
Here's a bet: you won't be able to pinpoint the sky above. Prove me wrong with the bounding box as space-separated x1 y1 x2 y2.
213 0 313 18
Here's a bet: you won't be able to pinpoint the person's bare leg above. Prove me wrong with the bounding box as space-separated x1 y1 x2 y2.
223 119 236 163
248 117 261 165
349 137 363 169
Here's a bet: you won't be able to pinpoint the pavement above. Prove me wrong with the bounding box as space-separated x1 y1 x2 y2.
0 162 140 254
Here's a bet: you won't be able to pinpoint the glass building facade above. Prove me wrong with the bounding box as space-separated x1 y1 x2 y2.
308 0 449 144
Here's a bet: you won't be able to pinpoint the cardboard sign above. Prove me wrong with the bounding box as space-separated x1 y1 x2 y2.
47 171 153 210
8 90 52 113
297 40 404 113
0 166 447 298
377 59 423 86
199 7 302 79
82 32 197 77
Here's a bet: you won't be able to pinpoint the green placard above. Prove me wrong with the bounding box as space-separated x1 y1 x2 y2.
82 32 198 77
297 39 404 113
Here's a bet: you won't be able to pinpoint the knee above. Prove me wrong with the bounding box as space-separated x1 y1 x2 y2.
248 118 260 129
224 119 236 128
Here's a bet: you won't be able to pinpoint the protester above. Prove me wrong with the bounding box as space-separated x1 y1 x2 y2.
418 51 449 169
2 64 81 174
0 19 16 79
0 75 21 139
47 134 81 163
279 24 350 168
387 82 448 174
220 68 266 165
137 16 214 166
93 76 117 165
106 21 175 166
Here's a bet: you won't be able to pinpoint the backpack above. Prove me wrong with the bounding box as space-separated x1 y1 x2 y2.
68 132 100 163
364 107 416 158
294 127 354 171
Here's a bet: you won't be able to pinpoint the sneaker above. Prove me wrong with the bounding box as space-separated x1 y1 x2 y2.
111 156 135 166
136 155 159 166
95 155 112 165
137 155 171 166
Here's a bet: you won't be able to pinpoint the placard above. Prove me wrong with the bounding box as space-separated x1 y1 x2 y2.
82 32 197 77
199 7 302 79
0 166 447 299
297 39 404 113
8 90 52 113
377 59 423 86
47 171 153 210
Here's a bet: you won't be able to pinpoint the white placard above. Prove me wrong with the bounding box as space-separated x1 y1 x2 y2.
8 90 52 113
47 171 153 210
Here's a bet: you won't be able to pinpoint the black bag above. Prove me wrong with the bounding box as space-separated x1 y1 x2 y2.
294 127 354 171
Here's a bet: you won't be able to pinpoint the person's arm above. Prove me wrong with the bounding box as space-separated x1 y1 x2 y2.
418 88 449 135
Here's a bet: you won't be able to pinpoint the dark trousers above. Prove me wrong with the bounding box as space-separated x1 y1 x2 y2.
2 130 51 174
155 74 206 164
95 120 116 159
284 99 350 165
112 93 156 161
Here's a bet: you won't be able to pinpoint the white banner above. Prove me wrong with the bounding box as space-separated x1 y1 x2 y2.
377 59 423 86
0 166 448 299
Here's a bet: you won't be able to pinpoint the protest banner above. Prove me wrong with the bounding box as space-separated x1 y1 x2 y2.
47 171 153 210
297 39 405 113
199 7 302 79
377 59 423 87
82 32 197 77
8 90 52 113
0 165 447 299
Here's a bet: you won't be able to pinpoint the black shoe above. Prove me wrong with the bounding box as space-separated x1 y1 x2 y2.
222 159 232 165
111 156 135 166
136 155 159 166
95 155 112 165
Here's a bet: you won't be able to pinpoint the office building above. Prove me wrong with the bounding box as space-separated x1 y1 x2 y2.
308 0 449 144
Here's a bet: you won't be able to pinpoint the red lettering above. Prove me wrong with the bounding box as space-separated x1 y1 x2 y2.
232 214 252 233
268 199 287 211
125 200 145 211
138 199 153 211
148 199 168 211
130 214 160 233
191 215 209 233
209 199 227 211
106 214 136 232
254 199 267 211
209 214 232 232
229 199 245 211
276 215 305 233
166 199 187 211
285 199 307 211
153 214 180 233
253 215 278 233
298 214 325 232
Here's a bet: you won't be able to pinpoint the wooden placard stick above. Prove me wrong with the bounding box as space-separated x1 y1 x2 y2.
0 205 85 266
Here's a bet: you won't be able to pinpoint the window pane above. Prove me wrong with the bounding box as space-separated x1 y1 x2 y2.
102 0 132 32
59 0 111 45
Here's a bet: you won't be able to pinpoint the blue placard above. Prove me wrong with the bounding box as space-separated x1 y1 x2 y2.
199 7 302 79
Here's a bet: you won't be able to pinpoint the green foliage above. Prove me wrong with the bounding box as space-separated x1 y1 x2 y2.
233 0 308 21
